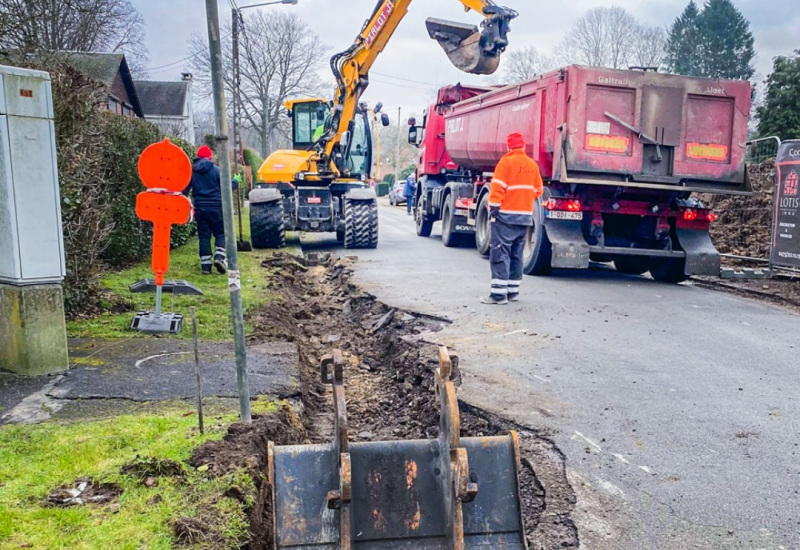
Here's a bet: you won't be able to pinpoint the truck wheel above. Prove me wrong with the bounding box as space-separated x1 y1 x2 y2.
441 196 470 248
614 256 650 275
344 198 378 249
250 200 285 249
415 203 433 237
522 200 552 275
649 258 688 283
475 194 491 256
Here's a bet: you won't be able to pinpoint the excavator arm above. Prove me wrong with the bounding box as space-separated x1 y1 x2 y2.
320 0 517 178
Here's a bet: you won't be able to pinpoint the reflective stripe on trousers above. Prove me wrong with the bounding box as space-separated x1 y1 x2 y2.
489 219 526 298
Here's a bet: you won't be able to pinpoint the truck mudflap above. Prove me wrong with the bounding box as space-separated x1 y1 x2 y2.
675 227 721 276
543 220 590 269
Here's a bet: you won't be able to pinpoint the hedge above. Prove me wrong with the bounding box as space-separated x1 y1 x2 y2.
5 54 196 316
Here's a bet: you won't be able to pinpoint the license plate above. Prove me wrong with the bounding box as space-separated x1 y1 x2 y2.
546 211 583 221
455 209 469 217
307 197 322 204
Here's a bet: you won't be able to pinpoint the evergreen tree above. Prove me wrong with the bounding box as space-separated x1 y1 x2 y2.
697 0 755 80
665 0 755 81
665 1 703 76
757 51 800 140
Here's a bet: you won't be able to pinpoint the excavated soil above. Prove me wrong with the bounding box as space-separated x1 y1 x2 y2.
696 160 800 307
192 253 578 549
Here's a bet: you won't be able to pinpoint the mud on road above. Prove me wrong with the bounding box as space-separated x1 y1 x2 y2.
192 253 579 549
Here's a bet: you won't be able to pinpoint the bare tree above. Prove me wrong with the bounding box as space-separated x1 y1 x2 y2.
556 6 637 69
189 11 328 158
504 46 556 82
630 24 667 69
0 0 148 69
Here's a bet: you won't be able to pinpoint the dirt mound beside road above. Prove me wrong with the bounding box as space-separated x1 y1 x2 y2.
706 160 775 259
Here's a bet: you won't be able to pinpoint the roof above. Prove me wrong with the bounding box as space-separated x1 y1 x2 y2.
60 51 143 117
134 81 189 117
63 52 125 87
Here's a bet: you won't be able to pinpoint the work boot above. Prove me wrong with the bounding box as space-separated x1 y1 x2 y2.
480 294 508 305
201 265 212 276
214 255 227 274
507 293 519 302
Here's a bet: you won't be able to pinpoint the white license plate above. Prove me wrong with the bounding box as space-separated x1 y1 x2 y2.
546 211 583 221
307 197 322 204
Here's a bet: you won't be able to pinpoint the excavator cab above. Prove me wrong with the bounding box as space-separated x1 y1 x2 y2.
426 5 517 75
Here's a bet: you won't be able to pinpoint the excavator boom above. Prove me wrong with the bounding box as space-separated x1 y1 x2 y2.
322 0 517 176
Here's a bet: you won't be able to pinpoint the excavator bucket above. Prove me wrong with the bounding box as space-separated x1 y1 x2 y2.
268 347 528 549
426 18 500 75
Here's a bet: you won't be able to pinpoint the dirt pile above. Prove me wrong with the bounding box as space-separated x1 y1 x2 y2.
705 160 775 259
191 252 579 549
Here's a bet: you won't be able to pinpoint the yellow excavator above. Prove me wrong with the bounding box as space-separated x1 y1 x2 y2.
249 0 518 249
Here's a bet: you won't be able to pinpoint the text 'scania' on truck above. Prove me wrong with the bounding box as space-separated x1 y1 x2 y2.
410 66 752 283
248 0 517 250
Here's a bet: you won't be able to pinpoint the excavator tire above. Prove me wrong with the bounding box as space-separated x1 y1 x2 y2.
250 200 286 249
344 198 378 249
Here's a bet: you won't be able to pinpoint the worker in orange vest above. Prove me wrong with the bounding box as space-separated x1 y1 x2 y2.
482 133 544 305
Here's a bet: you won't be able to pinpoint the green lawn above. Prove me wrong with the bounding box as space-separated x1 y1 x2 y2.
68 210 277 340
0 398 279 550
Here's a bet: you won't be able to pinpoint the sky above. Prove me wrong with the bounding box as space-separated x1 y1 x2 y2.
136 0 800 118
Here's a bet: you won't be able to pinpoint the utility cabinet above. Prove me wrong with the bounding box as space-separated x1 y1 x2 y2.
0 65 65 285
0 65 68 376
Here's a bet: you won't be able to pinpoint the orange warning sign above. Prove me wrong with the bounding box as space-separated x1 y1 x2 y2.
135 139 194 285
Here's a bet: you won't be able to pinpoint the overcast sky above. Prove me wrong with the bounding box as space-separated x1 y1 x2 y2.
137 0 799 117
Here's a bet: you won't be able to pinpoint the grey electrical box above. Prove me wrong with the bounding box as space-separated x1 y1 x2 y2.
0 65 66 285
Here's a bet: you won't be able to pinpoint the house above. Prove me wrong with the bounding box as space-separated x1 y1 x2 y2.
134 74 196 144
64 52 143 118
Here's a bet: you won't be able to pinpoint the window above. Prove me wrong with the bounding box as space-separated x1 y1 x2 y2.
292 101 329 149
108 98 117 112
346 111 371 179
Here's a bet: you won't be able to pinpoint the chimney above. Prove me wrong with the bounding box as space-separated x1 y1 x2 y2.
182 72 193 81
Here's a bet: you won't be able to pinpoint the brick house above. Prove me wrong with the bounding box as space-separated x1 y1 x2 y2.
64 52 143 118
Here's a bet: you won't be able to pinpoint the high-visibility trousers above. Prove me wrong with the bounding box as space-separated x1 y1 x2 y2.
489 219 527 298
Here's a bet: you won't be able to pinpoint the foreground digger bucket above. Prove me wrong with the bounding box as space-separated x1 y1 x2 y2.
426 8 517 75
268 347 527 549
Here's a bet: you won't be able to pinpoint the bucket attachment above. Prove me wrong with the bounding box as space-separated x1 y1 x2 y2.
268 347 527 549
426 7 517 76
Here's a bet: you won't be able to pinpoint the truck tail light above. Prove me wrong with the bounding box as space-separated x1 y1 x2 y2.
455 197 473 209
681 208 716 222
544 198 581 212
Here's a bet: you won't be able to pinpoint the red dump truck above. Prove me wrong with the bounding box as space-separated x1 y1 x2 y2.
409 65 752 282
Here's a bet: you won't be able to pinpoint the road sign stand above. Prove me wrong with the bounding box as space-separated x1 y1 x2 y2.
129 139 194 335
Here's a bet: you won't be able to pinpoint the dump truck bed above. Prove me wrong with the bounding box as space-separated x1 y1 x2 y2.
443 65 752 194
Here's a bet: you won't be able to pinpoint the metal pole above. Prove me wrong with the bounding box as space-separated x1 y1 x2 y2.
395 106 401 184
191 307 204 435
154 285 163 317
204 0 252 423
232 9 242 173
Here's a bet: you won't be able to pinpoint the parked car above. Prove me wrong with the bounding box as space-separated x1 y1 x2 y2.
388 182 407 206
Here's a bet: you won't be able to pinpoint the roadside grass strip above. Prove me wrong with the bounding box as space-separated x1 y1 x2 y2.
0 398 279 549
68 209 277 341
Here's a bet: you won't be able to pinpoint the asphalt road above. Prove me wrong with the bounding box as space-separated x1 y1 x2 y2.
301 199 800 550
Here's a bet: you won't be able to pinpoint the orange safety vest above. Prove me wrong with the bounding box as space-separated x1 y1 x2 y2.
488 148 544 225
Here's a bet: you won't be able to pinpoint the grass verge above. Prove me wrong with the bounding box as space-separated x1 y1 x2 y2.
67 209 277 341
0 398 278 550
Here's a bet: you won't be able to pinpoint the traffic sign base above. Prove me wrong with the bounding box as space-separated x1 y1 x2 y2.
130 311 184 334
129 279 203 296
